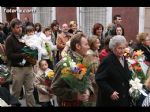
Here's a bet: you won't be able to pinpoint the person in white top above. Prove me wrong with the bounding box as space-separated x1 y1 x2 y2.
41 27 57 69
21 25 43 62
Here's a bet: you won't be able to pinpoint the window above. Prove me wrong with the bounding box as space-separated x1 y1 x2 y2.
32 7 53 28
78 7 107 36
144 7 150 33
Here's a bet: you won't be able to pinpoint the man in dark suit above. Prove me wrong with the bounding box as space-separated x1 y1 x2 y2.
95 35 132 106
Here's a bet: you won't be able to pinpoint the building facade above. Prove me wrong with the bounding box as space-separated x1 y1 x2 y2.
0 7 149 41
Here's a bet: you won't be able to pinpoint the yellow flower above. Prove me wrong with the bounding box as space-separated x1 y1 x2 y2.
61 67 71 76
47 71 55 78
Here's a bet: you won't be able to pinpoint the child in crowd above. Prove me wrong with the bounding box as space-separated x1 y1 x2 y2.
42 27 57 69
21 25 43 62
34 59 55 107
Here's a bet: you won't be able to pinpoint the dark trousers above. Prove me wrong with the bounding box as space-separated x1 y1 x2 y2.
19 87 24 99
1 82 10 92
33 87 40 104
39 101 53 107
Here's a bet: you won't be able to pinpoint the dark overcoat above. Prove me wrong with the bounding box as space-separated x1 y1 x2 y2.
95 52 132 106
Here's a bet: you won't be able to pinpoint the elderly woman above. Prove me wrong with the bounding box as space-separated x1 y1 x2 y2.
95 35 132 106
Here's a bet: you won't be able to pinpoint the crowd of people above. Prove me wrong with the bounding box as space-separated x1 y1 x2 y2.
0 14 150 107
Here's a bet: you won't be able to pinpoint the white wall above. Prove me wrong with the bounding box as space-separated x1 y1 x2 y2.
139 7 145 33
0 7 2 22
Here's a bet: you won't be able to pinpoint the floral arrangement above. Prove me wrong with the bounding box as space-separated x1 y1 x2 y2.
126 50 148 81
44 69 55 87
125 50 148 106
0 65 11 85
59 54 93 93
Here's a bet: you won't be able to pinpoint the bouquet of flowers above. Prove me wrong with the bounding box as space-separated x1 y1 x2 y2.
40 69 55 94
0 65 11 85
59 54 93 94
44 69 55 87
125 50 148 106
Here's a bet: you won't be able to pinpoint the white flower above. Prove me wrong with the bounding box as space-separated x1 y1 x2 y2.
70 62 77 70
137 57 144 62
127 58 136 64
129 77 143 91
63 57 67 61
63 54 68 57
63 63 67 67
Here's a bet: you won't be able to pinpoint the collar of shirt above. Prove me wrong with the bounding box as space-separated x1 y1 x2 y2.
72 51 83 63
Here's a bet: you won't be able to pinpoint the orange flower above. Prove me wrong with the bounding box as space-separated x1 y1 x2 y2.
136 67 142 72
133 50 143 57
76 63 85 69
80 68 87 75
133 66 142 72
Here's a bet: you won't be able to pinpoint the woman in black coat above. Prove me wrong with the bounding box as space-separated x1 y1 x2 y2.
95 35 132 106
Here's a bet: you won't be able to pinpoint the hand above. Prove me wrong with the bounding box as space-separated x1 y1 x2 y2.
77 93 89 102
110 91 119 101
39 88 48 95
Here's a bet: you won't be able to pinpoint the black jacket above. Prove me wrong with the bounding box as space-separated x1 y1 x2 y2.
0 87 21 106
95 53 132 106
5 33 31 67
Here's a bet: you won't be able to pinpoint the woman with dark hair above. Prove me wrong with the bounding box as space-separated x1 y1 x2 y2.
92 23 104 51
114 24 125 36
99 36 112 62
34 23 43 38
50 20 61 65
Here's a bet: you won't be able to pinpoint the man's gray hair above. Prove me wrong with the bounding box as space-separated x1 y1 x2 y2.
109 35 126 50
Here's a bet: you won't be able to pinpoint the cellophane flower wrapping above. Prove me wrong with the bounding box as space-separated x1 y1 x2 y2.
59 54 93 93
21 46 38 65
125 50 148 106
0 65 11 85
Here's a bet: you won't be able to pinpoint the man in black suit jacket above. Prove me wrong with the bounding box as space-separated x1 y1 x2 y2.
95 35 132 106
